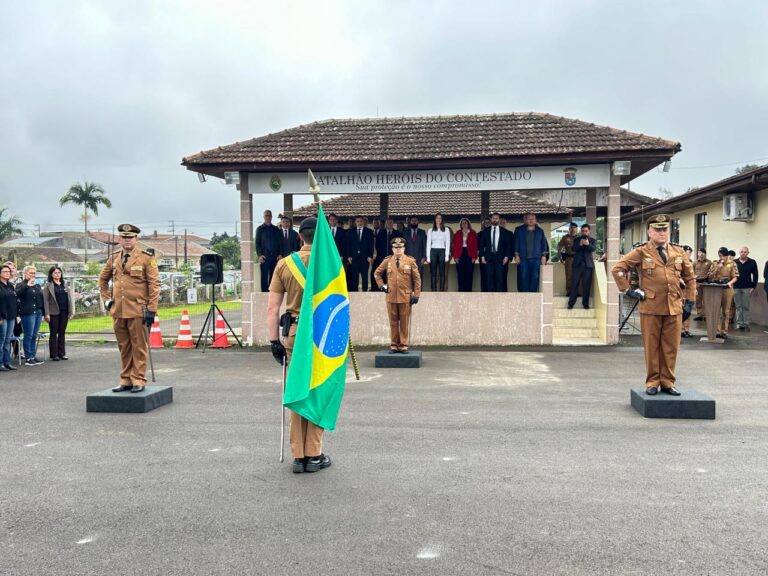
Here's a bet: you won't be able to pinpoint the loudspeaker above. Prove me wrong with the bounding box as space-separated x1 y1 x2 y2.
200 254 224 285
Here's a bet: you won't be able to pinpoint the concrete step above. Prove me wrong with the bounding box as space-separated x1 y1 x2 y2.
553 297 592 309
552 337 605 346
553 317 598 328
553 308 596 319
553 327 600 339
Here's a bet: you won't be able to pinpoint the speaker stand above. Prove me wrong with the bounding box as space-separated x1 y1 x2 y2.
195 290 243 351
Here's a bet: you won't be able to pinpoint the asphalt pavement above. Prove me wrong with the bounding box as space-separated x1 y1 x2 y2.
1 333 767 576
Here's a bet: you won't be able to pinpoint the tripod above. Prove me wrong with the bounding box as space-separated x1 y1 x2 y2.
195 288 243 351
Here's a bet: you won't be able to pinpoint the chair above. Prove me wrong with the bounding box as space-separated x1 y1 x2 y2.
35 331 48 362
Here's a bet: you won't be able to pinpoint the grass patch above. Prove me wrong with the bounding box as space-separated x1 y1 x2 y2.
68 300 241 333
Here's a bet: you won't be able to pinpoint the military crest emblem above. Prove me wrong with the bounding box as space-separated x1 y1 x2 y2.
269 175 282 192
563 167 577 186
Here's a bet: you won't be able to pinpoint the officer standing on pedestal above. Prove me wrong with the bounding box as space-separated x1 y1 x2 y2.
612 214 695 396
374 237 422 353
99 224 160 393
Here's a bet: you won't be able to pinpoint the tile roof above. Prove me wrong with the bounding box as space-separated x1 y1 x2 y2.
1 247 83 263
183 113 680 166
293 191 571 219
138 239 217 258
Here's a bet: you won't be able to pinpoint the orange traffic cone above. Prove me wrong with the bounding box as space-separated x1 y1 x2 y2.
149 314 164 348
211 312 231 348
175 310 194 349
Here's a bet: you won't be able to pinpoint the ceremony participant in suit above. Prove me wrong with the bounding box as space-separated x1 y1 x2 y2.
567 224 595 309
612 215 695 396
327 213 346 258
372 217 402 290
346 215 374 291
452 218 478 292
403 216 427 280
279 216 301 257
513 213 550 293
255 209 283 292
480 212 512 292
374 237 422 353
477 217 491 292
426 213 450 292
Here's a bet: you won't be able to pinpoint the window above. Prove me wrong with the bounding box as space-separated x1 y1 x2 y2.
695 213 707 253
670 218 680 244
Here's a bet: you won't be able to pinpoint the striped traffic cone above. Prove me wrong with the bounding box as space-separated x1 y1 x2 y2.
175 310 194 349
211 312 231 348
149 314 164 349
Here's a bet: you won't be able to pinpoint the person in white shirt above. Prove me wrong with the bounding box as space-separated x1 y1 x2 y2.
426 213 451 291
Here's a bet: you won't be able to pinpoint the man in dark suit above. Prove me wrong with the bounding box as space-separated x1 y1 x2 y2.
403 216 427 280
567 223 596 309
346 215 374 291
328 213 346 258
480 212 513 292
477 217 491 292
255 209 282 292
372 217 402 290
278 216 301 257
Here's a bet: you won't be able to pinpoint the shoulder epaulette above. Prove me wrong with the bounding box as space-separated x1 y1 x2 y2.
142 248 155 256
669 242 682 248
632 241 645 249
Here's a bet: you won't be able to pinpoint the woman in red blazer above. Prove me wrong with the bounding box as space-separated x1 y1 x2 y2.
452 218 479 291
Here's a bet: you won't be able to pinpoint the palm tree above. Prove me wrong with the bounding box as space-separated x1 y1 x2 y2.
59 181 112 263
0 207 23 242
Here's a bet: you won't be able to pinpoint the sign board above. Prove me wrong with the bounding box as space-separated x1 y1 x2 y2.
187 289 197 304
248 164 610 195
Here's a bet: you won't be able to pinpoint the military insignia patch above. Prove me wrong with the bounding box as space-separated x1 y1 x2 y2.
150 258 157 268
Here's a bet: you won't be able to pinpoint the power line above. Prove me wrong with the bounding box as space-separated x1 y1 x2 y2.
664 157 768 171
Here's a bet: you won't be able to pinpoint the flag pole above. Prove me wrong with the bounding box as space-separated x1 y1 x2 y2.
308 169 360 381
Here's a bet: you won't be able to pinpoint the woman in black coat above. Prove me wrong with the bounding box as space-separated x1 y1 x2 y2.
43 266 75 361
16 265 45 366
0 264 19 370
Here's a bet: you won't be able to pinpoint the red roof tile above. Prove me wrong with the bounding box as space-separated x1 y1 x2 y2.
183 113 680 166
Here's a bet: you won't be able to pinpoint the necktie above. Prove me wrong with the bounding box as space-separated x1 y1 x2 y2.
412 229 416 241
122 252 129 266
358 228 362 240
284 229 288 239
657 246 668 264
492 227 497 252
396 258 400 268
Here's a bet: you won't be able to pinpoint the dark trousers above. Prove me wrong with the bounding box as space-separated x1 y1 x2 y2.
371 258 383 291
349 257 369 291
568 266 593 307
479 261 487 291
456 248 474 292
485 254 508 292
517 258 541 293
259 256 278 292
429 248 447 291
48 313 69 358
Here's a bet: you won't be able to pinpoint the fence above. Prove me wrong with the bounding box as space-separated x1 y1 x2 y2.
66 272 242 336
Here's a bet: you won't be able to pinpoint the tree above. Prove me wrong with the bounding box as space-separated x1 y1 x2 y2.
735 164 760 175
210 232 241 269
657 187 673 200
59 181 112 263
0 208 23 242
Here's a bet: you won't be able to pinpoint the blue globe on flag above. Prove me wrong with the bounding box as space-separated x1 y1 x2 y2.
313 294 350 358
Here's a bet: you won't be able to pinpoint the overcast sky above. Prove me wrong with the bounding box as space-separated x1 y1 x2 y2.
1 0 766 238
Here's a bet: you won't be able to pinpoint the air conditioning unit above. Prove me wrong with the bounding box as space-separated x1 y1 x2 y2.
722 192 754 221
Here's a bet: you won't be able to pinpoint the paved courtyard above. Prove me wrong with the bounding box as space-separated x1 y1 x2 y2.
2 334 767 575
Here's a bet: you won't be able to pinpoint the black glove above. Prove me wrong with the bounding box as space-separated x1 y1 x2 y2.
105 299 114 311
270 340 286 365
143 310 155 327
682 299 694 321
626 288 646 301
380 284 388 292
410 295 419 305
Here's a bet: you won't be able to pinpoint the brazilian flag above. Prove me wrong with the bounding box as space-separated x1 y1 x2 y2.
283 205 350 431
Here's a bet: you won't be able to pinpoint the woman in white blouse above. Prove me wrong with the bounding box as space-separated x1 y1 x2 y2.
426 213 451 291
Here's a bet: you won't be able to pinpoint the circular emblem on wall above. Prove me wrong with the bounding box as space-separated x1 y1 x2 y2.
269 175 282 192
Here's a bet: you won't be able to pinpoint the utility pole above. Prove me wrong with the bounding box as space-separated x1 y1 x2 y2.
234 220 239 238
184 229 188 266
169 220 175 236
175 235 179 269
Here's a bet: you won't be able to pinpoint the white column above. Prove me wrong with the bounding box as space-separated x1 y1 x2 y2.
239 173 254 345
606 175 621 344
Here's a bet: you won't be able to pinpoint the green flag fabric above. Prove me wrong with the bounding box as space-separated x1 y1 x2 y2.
283 205 349 431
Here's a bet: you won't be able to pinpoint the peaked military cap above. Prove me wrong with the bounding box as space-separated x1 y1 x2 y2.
118 223 140 237
647 214 671 229
391 237 405 248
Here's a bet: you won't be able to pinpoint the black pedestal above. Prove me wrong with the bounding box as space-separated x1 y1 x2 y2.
87 386 174 413
630 388 715 419
375 350 422 368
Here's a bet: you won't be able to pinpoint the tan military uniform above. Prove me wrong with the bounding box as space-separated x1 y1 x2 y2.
269 245 323 460
557 233 577 293
706 258 738 334
612 241 695 390
374 254 422 352
693 258 712 319
98 247 160 386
